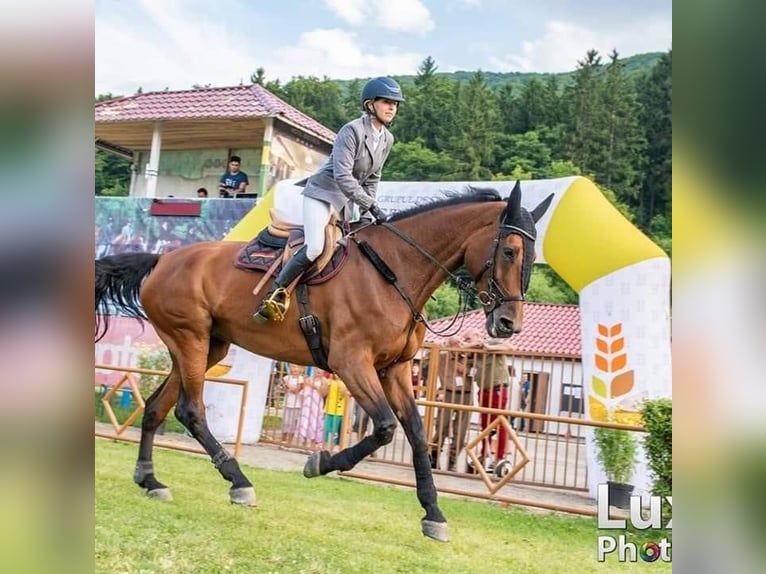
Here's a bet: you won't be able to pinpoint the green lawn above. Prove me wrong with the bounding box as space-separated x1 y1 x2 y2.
96 440 671 573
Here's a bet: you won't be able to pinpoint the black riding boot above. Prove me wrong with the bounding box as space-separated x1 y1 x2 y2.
252 246 313 323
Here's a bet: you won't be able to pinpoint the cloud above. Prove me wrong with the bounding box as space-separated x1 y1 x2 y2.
376 0 434 33
271 28 423 79
95 1 255 95
323 0 434 34
324 0 365 26
489 17 672 73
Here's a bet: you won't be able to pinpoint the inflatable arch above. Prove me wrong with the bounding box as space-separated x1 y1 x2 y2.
224 177 672 498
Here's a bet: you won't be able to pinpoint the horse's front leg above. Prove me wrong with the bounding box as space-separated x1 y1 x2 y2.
302 362 397 477
381 362 449 542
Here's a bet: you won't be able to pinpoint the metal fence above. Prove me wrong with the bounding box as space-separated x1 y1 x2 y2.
258 345 645 513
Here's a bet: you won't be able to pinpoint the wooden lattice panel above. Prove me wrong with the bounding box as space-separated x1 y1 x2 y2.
101 373 146 435
465 415 530 495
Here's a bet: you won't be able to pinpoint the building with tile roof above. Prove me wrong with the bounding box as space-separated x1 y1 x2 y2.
95 84 335 199
424 303 581 357
422 303 585 437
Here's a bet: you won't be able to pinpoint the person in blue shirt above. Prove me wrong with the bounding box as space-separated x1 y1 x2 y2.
218 155 249 197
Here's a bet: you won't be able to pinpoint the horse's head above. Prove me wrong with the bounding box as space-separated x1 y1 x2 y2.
468 181 553 338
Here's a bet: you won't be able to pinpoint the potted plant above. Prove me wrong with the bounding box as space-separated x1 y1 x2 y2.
594 427 637 509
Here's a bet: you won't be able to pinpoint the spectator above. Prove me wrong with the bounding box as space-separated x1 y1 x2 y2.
467 334 511 473
323 373 350 452
281 364 305 444
519 376 532 431
218 155 249 197
197 187 209 198
296 368 328 449
411 361 422 398
429 333 475 472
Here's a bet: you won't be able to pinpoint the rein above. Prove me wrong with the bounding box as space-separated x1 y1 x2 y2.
348 219 522 338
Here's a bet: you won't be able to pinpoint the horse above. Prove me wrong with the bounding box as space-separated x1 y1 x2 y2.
95 182 553 542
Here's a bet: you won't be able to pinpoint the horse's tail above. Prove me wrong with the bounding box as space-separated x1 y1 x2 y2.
95 252 161 341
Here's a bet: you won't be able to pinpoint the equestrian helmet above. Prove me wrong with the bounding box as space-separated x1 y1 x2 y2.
361 77 405 109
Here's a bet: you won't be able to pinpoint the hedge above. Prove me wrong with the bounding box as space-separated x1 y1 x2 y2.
640 398 672 498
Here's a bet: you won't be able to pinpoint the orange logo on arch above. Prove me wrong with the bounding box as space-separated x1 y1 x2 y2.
589 323 640 425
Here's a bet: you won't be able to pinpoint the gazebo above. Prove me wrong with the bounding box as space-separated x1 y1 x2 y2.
95 84 335 198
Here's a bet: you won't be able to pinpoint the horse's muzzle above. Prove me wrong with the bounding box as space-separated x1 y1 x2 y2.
486 311 518 338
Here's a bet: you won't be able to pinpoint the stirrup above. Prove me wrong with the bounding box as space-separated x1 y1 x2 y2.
255 287 290 322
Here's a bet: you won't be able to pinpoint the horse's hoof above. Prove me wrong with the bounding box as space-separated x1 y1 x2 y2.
303 450 329 478
230 486 257 507
146 488 173 501
421 519 450 542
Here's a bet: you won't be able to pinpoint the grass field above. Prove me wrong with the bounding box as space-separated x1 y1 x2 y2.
96 440 671 573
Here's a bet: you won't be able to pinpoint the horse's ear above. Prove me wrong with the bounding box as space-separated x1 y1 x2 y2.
530 193 554 223
506 180 522 218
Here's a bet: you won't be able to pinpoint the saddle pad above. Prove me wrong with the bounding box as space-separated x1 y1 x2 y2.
234 228 348 285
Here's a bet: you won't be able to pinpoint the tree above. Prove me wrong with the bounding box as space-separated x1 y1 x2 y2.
599 50 647 207
424 283 462 319
394 57 457 152
637 50 672 231
250 67 266 86
562 49 607 177
498 131 552 179
273 76 347 131
447 71 498 179
385 140 458 181
95 148 131 196
342 78 363 121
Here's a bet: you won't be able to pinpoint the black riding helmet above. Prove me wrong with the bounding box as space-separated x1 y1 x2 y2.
361 77 404 127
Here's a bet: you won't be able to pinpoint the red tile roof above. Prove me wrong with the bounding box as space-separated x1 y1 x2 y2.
424 303 581 357
95 84 336 143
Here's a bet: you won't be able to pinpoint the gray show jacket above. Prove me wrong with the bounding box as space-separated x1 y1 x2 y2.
298 114 393 219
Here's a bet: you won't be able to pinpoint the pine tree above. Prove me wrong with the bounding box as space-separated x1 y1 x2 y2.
448 71 498 179
562 49 606 179
600 50 647 206
637 50 672 231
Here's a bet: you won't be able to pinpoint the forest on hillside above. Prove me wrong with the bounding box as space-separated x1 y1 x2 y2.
96 49 672 309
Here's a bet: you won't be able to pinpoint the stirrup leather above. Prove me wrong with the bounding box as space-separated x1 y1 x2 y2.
261 287 290 321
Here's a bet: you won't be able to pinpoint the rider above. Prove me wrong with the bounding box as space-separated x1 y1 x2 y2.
252 76 404 323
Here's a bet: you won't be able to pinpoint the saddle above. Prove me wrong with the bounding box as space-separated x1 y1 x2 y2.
235 209 349 295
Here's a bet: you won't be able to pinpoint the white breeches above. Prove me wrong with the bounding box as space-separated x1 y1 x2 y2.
303 196 335 261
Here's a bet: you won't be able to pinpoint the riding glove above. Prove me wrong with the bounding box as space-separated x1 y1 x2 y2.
368 204 388 224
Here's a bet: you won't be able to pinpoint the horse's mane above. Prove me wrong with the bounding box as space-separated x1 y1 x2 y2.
388 187 502 222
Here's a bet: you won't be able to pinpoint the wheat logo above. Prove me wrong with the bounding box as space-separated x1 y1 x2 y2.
588 323 640 424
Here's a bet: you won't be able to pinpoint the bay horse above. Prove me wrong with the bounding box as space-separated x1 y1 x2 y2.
95 182 552 542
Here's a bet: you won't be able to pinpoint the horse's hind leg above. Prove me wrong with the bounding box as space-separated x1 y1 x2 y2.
383 362 449 542
171 336 256 506
133 366 180 500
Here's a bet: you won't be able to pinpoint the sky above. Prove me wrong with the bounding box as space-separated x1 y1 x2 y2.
95 0 672 97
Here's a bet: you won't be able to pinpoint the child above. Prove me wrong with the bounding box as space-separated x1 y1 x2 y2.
323 374 351 452
280 364 304 444
297 369 328 449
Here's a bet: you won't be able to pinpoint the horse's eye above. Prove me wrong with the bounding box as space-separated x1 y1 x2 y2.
503 247 516 261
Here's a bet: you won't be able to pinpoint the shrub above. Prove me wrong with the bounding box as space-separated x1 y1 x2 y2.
136 345 171 396
640 398 672 497
594 427 637 484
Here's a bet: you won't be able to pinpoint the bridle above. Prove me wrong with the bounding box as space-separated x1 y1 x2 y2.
472 223 537 315
353 218 533 336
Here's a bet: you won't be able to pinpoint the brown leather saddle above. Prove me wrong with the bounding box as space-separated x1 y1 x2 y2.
234 209 349 294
